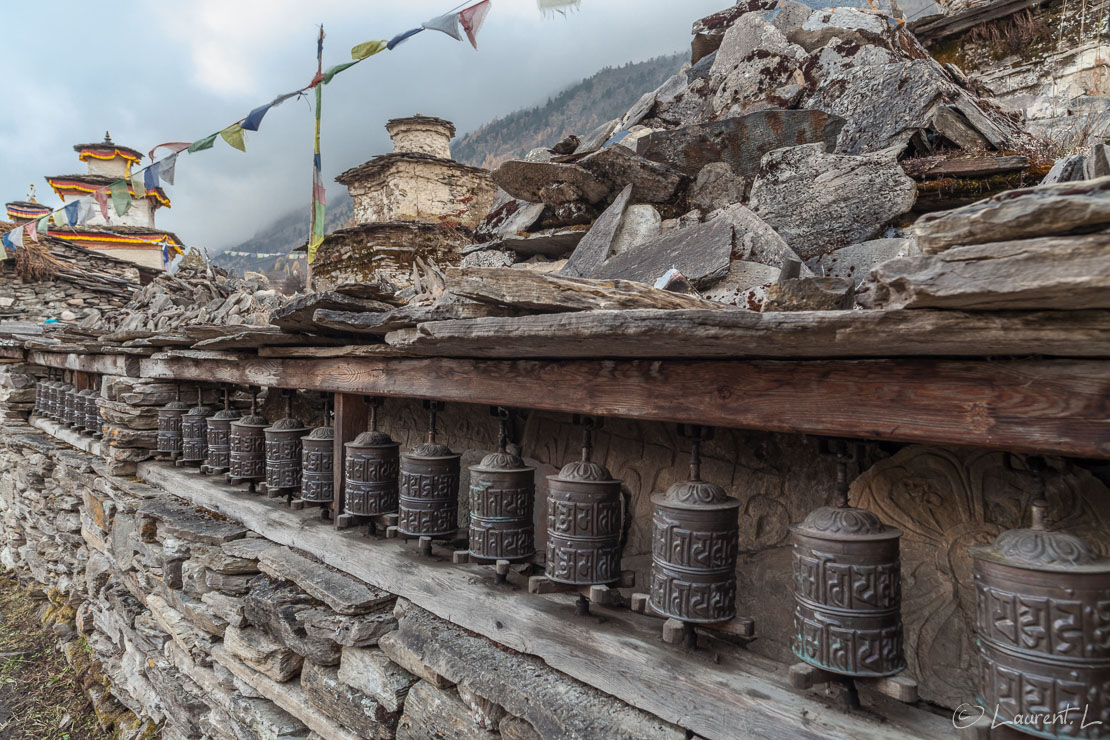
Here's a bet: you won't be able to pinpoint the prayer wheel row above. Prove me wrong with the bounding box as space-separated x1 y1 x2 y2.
35 374 102 436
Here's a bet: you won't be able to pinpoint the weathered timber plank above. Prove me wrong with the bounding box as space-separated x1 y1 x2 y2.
919 155 1029 178
31 417 105 457
312 300 519 336
138 461 951 740
0 345 23 360
384 308 1110 359
191 331 348 351
27 351 140 377
256 344 412 359
447 268 722 312
333 393 366 522
136 354 1110 458
912 0 1047 40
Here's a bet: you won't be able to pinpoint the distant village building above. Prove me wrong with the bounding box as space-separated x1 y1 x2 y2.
310 115 495 291
43 133 181 269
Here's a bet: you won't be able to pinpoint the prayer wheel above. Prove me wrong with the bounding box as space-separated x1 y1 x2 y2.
62 384 80 427
300 399 334 505
203 389 237 475
34 377 47 416
156 386 189 457
76 390 98 434
398 401 460 539
791 443 904 678
650 426 740 623
47 378 65 422
264 393 309 498
469 408 535 564
228 391 268 488
84 385 102 437
344 399 399 517
546 418 623 586
970 498 1110 738
180 388 213 466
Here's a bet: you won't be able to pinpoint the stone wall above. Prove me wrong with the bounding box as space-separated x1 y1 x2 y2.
0 271 129 324
346 159 496 229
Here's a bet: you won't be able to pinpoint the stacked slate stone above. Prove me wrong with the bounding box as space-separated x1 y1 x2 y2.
0 362 41 420
0 421 685 739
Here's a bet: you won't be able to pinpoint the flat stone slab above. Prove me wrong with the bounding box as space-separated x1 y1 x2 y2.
258 546 393 615
562 184 633 278
272 292 396 333
592 217 733 289
139 497 248 545
491 161 609 205
223 625 304 683
637 110 845 177
301 661 400 739
338 646 417 712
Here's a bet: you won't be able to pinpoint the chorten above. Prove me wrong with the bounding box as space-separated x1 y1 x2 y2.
43 133 181 268
310 115 495 291
5 186 51 224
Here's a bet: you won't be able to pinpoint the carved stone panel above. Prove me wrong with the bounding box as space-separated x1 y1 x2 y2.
851 446 1110 707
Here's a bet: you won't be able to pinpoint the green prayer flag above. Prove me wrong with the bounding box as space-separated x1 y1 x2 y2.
187 133 218 153
323 61 358 84
0 243 7 262
220 123 246 152
110 180 132 217
36 217 49 235
351 39 387 60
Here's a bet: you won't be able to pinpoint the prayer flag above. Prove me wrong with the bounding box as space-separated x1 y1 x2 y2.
93 189 111 221
144 163 160 191
25 222 37 244
351 40 387 60
52 211 66 228
460 0 491 49
6 225 22 251
323 61 358 84
161 242 171 271
160 153 179 185
109 181 132 217
64 200 80 227
0 241 6 262
149 142 190 161
220 123 247 152
187 133 218 153
130 170 147 199
242 103 271 132
77 199 97 225
538 0 580 15
387 27 423 50
423 12 462 40
36 217 49 236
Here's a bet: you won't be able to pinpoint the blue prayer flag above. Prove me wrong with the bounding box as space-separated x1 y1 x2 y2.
387 27 423 50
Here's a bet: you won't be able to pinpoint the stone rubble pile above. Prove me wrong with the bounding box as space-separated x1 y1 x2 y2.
93 263 287 335
0 390 685 740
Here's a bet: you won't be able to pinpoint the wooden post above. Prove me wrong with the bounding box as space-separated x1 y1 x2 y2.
332 393 366 528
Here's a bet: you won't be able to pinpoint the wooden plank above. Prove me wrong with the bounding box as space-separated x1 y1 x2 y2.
138 460 951 740
27 351 140 377
31 417 105 457
383 308 1110 359
0 345 23 360
312 301 519 336
191 331 348 351
257 344 412 359
137 354 1110 458
911 0 1047 40
920 155 1029 179
332 393 367 524
447 268 723 312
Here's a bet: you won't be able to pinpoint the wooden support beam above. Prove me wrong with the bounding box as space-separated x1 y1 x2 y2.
135 460 952 740
27 351 139 377
332 393 367 527
136 354 1110 459
0 345 23 361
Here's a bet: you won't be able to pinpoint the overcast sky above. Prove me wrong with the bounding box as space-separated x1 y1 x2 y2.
0 0 727 251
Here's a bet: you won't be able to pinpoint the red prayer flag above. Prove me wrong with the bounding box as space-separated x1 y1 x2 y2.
24 222 36 244
148 141 191 162
459 0 491 49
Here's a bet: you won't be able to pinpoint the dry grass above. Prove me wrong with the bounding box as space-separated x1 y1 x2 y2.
0 574 105 740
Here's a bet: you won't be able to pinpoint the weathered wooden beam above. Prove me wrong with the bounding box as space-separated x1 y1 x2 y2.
911 0 1048 40
137 460 952 740
27 351 140 377
384 308 1110 359
137 354 1110 458
919 155 1029 179
0 345 23 360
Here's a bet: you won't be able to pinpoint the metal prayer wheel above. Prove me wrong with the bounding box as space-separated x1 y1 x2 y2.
650 426 740 623
228 391 268 488
157 386 189 457
84 385 102 437
264 392 309 498
970 491 1110 737
791 443 904 678
344 399 400 517
62 384 80 427
203 389 237 475
76 390 97 434
469 408 535 564
42 376 57 420
546 418 623 586
180 388 213 465
398 401 460 539
300 399 334 505
34 376 47 416
49 379 66 422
